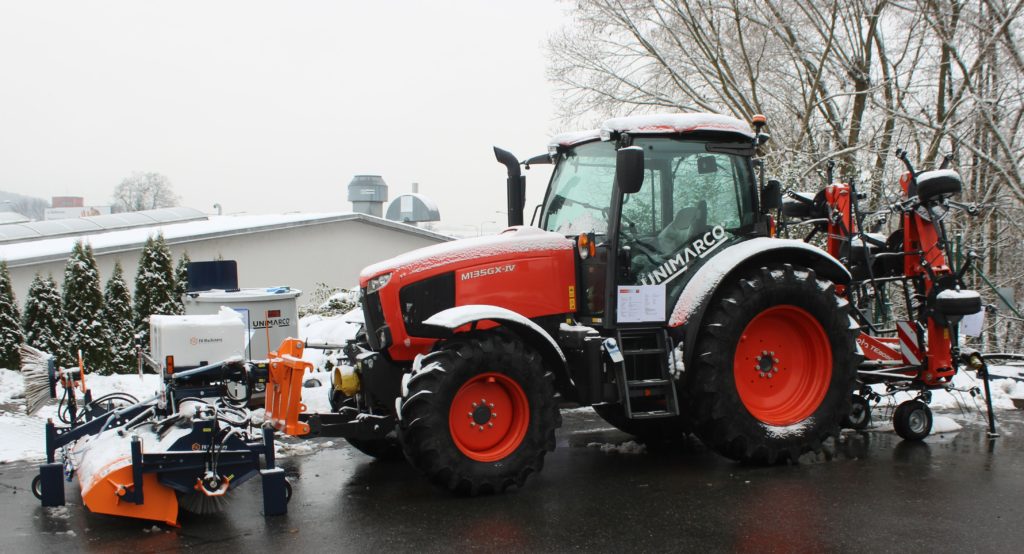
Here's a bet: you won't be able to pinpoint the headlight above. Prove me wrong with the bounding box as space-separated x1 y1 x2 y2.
366 272 392 294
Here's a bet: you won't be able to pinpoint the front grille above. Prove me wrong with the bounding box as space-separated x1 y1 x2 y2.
400 273 455 336
362 288 386 351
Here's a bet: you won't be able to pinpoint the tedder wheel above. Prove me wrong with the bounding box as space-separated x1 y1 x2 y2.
330 392 404 461
398 330 561 495
893 400 932 441
592 401 687 446
687 264 859 464
31 475 43 500
842 395 872 430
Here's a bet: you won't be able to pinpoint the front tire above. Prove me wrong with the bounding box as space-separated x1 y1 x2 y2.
398 331 561 495
687 264 859 464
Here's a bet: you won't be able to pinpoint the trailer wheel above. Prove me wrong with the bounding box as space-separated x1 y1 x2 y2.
893 400 932 441
842 395 871 430
592 402 687 445
687 264 858 464
31 475 43 500
398 330 561 495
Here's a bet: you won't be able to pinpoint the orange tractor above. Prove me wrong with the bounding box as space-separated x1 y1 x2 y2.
269 113 863 494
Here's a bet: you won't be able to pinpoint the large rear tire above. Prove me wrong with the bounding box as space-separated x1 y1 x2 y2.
687 264 859 464
398 331 561 495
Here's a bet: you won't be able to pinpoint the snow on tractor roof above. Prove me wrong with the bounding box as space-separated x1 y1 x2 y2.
549 113 755 147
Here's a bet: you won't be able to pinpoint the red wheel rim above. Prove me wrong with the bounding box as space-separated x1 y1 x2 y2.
733 305 832 426
448 372 530 462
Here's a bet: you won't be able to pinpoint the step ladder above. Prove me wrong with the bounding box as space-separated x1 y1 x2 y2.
613 328 680 420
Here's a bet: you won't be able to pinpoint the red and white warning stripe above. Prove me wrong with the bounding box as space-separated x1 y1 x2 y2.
896 320 922 366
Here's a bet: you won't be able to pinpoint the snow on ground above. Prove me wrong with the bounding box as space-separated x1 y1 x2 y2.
587 440 647 454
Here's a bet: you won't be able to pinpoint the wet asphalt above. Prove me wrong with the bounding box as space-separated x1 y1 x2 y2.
1 408 1023 553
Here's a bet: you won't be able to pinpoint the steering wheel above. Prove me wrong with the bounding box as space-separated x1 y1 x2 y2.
619 216 662 266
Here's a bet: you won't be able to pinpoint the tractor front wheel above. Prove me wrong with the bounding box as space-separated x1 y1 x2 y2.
687 264 859 464
398 330 561 495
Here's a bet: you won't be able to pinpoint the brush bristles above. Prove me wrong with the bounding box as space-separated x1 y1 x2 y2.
178 492 231 515
19 344 55 415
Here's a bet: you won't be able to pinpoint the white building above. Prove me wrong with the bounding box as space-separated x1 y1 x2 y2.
0 208 450 306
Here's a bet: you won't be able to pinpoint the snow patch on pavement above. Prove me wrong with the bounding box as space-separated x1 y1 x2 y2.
931 415 962 434
587 440 647 454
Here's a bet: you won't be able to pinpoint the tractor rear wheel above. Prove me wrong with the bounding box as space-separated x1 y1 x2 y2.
687 264 859 464
398 330 561 495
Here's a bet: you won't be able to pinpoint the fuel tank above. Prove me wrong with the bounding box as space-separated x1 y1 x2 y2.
359 226 576 361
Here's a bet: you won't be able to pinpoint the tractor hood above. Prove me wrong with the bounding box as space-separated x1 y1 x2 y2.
359 226 574 286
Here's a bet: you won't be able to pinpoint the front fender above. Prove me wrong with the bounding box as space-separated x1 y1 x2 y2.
670 238 850 366
422 305 569 386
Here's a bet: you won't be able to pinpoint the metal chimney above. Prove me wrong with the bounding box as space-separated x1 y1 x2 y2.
347 175 389 217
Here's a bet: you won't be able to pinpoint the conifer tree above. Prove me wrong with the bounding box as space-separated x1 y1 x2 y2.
23 273 70 367
173 251 190 315
134 233 178 347
63 241 109 372
0 260 24 369
103 262 136 374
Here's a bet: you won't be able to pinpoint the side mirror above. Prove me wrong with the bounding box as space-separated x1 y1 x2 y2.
762 179 782 211
616 146 644 194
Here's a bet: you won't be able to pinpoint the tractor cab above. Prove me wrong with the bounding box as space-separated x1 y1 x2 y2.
537 115 769 328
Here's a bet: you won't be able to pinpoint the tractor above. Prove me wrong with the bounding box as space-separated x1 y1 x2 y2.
271 113 862 494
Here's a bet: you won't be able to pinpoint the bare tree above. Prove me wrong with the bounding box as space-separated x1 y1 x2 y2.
112 172 179 213
550 0 1024 348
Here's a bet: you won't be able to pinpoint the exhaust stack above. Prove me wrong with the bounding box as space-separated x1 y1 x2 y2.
493 147 525 227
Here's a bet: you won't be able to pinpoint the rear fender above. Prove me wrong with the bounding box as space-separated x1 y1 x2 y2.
422 305 571 391
671 238 851 368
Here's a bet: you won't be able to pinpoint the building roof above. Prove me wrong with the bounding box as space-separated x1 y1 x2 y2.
0 212 31 225
0 211 450 267
0 207 208 244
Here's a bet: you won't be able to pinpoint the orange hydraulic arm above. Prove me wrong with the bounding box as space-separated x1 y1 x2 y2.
265 338 311 436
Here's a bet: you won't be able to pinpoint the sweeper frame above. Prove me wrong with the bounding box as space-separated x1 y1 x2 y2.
27 347 292 526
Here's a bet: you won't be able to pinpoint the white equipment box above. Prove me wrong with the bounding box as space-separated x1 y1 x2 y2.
183 287 301 361
150 308 246 369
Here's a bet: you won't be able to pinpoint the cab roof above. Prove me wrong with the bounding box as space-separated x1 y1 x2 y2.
549 113 755 148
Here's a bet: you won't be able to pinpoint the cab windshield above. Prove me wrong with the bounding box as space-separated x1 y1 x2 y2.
541 137 756 250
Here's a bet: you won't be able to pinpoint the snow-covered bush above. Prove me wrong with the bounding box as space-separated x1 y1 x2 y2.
133 233 179 348
103 262 137 374
173 252 190 315
63 241 110 373
0 261 23 369
299 282 360 318
23 273 70 367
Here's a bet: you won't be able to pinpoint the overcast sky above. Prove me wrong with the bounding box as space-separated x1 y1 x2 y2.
0 1 570 233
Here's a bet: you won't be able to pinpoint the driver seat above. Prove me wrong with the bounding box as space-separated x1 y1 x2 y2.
656 200 708 253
